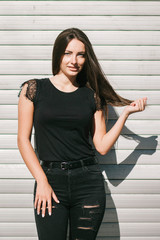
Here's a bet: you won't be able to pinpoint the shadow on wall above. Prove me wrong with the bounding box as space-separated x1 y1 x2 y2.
94 105 158 239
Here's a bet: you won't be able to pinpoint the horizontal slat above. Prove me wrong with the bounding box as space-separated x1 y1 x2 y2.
0 208 159 223
0 89 160 105
0 238 38 240
1 89 159 104
96 238 160 240
109 105 160 120
0 105 160 120
1 16 160 30
1 89 158 105
0 120 160 134
0 222 160 237
100 61 160 75
101 164 160 180
10 89 160 104
99 223 160 237
0 134 159 150
108 194 160 208
0 179 159 194
107 76 160 90
85 238 160 240
98 149 160 165
0 238 160 240
0 239 38 240
1 46 160 60
81 238 160 240
0 164 160 179
0 194 160 208
1 75 160 90
0 149 159 165
1 60 160 75
0 1 160 15
1 31 160 45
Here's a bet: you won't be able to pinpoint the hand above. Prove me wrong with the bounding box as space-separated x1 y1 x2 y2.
34 180 60 217
123 97 147 116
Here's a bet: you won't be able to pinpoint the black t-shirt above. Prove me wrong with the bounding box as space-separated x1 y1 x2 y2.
18 78 98 162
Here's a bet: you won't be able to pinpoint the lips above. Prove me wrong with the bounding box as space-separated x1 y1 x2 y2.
68 66 79 71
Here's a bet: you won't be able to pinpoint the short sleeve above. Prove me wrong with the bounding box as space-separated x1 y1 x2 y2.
18 79 38 104
92 91 97 113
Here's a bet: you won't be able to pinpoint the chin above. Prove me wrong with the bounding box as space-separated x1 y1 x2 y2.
66 71 79 76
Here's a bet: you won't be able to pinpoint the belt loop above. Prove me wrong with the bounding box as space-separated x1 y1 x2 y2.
94 156 98 164
80 159 84 167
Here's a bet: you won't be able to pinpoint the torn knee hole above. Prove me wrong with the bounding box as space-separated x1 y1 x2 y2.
79 217 91 220
77 226 93 230
83 204 100 208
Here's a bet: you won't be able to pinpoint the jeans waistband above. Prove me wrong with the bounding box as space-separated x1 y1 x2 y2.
40 156 98 170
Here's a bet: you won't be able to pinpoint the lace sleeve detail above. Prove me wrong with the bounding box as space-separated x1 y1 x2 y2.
18 79 38 103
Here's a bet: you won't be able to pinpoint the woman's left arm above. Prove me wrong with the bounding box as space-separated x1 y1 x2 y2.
91 97 147 155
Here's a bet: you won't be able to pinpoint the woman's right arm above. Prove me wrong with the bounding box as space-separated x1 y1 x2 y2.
17 82 59 217
17 82 48 183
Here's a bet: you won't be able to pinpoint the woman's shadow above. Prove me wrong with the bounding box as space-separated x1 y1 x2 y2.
90 105 158 239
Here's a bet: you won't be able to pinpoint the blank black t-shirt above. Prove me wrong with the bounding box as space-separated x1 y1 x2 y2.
18 78 98 162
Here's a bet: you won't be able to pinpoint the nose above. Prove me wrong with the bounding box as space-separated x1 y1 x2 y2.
71 54 77 64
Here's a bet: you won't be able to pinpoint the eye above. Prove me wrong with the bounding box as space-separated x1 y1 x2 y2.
79 53 85 56
64 52 70 55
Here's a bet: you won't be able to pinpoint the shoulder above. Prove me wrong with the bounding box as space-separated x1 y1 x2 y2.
83 86 106 111
17 78 44 103
81 86 96 113
83 86 95 96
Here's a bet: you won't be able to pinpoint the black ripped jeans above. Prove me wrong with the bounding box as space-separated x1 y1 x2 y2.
33 159 106 240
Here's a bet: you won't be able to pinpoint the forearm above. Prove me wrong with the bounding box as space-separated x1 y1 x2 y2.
17 138 48 183
101 110 129 155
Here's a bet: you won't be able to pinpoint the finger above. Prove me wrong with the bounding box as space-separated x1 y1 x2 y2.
52 191 60 203
138 97 147 110
34 193 40 210
144 98 147 105
142 99 146 110
41 200 46 217
142 97 147 105
47 199 52 216
141 98 146 110
138 99 143 111
140 99 144 111
37 198 42 215
34 195 38 209
139 99 143 111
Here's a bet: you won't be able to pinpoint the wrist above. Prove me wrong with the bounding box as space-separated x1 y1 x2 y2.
36 175 48 185
121 110 129 119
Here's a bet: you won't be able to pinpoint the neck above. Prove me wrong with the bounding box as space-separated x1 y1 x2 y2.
52 72 79 88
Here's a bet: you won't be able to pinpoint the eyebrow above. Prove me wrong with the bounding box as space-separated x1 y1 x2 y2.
65 50 85 53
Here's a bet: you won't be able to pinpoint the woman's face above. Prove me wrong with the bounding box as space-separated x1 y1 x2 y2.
59 38 86 77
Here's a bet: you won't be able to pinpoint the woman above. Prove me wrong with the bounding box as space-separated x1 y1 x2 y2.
17 28 147 240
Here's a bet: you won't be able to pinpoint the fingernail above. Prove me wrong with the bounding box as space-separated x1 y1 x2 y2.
37 212 40 215
42 214 44 217
49 212 51 216
57 200 60 203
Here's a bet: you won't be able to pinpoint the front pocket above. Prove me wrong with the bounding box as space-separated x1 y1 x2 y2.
41 165 51 176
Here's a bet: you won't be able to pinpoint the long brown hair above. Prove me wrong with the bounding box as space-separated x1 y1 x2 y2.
52 28 134 121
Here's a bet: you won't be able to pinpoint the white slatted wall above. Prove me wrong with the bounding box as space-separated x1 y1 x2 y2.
0 1 160 239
